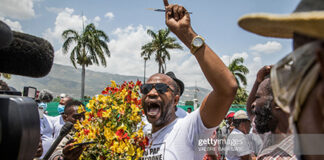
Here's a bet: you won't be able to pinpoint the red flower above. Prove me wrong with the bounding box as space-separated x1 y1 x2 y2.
115 129 130 140
139 137 149 149
116 129 124 140
144 136 149 146
136 80 142 86
97 109 103 117
84 129 90 135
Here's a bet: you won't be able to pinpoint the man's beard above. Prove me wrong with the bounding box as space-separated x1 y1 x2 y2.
254 100 273 134
143 99 174 127
154 101 174 127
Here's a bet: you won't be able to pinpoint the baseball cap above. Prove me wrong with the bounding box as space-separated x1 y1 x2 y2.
226 112 235 118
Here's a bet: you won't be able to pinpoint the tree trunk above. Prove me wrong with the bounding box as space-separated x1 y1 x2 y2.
158 63 161 73
81 64 85 102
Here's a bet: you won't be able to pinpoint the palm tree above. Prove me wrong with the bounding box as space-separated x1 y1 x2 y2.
62 23 110 101
141 28 183 73
228 57 249 88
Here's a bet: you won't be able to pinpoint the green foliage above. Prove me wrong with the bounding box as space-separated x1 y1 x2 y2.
52 96 60 102
185 101 194 106
141 28 183 73
228 57 249 88
61 23 110 99
233 87 248 105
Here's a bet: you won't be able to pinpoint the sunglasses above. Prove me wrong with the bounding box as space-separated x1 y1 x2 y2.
140 83 174 94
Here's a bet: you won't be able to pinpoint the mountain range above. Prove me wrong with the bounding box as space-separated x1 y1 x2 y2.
5 63 210 104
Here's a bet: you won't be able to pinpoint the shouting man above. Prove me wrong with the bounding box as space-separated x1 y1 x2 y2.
140 0 237 159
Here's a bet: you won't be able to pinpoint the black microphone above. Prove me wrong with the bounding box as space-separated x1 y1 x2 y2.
0 21 13 49
43 122 73 160
0 31 54 78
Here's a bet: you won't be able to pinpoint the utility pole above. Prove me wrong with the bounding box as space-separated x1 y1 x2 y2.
143 55 148 83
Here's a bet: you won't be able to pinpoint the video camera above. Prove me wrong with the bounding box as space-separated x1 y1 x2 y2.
0 21 54 159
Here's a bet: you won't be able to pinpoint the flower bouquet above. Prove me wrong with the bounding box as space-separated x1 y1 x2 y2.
74 80 148 160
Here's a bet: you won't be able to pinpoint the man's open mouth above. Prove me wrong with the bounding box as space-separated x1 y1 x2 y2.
147 102 161 117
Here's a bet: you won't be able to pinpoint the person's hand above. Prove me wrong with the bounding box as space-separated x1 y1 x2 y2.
256 65 272 83
163 0 196 48
62 140 84 160
34 136 43 158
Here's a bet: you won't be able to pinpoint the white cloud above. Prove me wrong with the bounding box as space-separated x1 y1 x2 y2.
54 24 211 90
246 56 262 91
0 0 35 19
46 7 64 14
221 52 248 66
93 16 101 26
250 41 282 54
104 12 114 20
42 8 87 45
54 25 152 75
87 25 152 76
0 17 23 32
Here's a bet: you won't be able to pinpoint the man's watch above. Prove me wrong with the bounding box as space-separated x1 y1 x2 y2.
190 35 205 54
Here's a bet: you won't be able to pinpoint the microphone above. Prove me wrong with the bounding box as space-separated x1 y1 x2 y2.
43 122 73 160
0 21 13 49
0 31 54 78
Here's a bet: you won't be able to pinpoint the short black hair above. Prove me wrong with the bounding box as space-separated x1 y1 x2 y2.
38 89 53 102
233 119 250 128
64 100 84 114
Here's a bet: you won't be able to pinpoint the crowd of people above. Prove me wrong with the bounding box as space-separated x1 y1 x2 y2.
1 0 323 159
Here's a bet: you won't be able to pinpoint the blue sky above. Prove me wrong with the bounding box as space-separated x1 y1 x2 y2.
0 0 300 93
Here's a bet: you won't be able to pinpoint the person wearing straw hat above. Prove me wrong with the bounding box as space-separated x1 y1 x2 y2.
225 110 253 160
238 0 324 159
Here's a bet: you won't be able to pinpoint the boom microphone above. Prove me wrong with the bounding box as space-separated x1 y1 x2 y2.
43 122 73 160
0 21 13 49
0 30 54 78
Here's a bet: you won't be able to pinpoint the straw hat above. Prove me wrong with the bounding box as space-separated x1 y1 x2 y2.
234 110 249 120
238 0 324 39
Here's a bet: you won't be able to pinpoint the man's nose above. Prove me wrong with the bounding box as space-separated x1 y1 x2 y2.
147 87 159 97
251 102 256 114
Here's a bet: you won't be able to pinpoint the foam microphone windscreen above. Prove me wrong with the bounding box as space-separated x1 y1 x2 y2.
60 121 73 137
0 21 13 49
0 31 54 77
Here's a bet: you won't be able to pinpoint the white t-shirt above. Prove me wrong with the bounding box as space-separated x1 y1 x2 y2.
51 115 65 139
225 128 252 160
175 107 188 118
142 107 188 136
141 109 215 160
40 115 55 158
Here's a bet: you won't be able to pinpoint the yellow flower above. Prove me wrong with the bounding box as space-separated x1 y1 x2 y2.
102 108 111 118
73 80 145 159
111 80 117 88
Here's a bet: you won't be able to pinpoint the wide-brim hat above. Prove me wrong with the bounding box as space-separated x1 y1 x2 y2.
234 110 249 120
238 0 324 39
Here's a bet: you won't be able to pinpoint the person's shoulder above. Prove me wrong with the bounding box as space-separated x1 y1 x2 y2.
43 114 56 120
175 107 188 118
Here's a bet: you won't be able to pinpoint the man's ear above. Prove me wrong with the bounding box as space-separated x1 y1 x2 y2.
62 113 68 121
174 94 180 105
